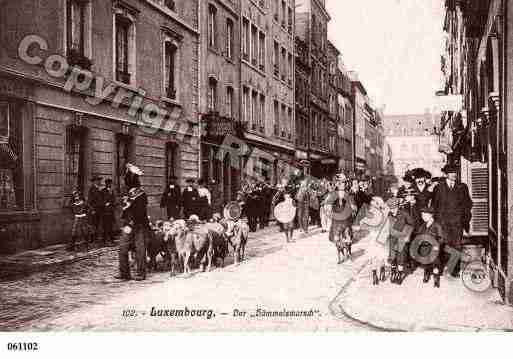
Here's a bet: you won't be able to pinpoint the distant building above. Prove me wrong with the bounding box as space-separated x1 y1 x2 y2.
384 113 445 181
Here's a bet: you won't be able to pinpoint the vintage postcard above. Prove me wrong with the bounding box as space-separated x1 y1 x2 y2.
0 0 512 347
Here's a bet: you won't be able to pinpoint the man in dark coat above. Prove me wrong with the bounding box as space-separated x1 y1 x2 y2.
88 175 104 242
160 176 182 220
354 177 373 212
102 178 117 246
116 186 150 281
182 178 199 219
246 185 260 232
432 165 472 277
209 180 224 216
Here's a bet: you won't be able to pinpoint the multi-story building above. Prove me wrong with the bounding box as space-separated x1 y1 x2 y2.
294 36 310 173
295 0 331 178
383 113 445 182
439 0 513 303
350 71 372 177
0 0 200 253
239 0 296 184
335 59 353 175
199 0 241 203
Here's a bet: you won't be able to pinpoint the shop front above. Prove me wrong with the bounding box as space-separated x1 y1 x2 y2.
201 112 246 204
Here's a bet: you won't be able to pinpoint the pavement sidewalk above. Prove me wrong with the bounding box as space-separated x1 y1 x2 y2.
0 223 292 282
335 264 513 331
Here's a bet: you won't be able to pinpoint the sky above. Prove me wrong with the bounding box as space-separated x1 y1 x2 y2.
325 0 445 115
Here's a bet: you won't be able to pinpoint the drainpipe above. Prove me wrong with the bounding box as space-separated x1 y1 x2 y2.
197 0 202 180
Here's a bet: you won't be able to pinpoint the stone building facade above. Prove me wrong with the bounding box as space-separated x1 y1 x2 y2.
295 0 331 179
238 0 296 184
0 0 200 253
199 0 241 203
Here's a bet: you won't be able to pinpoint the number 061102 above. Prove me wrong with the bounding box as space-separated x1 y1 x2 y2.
7 342 39 351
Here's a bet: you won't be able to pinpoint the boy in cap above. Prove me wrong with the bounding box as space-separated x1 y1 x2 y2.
68 189 93 251
414 206 446 288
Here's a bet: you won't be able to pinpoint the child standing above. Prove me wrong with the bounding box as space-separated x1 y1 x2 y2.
415 206 446 288
68 190 92 251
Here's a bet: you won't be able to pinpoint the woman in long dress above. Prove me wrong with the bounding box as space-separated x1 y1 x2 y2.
353 196 390 285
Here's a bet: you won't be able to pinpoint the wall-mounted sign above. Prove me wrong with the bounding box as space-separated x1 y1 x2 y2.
434 94 463 112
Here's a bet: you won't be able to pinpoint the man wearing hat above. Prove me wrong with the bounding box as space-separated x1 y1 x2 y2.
88 175 104 243
432 165 472 277
387 197 415 284
102 178 117 246
354 176 373 212
116 185 149 281
182 178 199 219
160 176 182 220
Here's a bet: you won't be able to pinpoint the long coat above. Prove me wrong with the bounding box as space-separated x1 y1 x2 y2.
182 187 199 219
432 181 472 248
160 185 182 219
413 184 433 227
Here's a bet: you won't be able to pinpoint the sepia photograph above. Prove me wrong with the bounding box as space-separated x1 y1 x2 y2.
0 0 512 349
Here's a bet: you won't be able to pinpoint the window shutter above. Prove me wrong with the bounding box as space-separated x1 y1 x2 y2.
469 165 488 235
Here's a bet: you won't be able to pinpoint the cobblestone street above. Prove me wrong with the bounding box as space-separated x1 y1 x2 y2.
0 226 369 331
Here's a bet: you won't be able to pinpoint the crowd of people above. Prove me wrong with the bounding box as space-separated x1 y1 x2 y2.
66 161 473 286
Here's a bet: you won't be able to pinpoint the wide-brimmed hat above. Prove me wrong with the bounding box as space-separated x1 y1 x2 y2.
402 170 415 183
91 175 103 182
419 206 435 214
185 178 196 184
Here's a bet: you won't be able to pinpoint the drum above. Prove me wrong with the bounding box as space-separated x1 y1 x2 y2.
224 201 242 221
274 201 296 224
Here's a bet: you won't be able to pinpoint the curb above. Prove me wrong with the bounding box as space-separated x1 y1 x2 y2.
330 262 512 332
0 244 119 282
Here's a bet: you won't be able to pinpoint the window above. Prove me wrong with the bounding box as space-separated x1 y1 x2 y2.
281 104 286 137
0 101 24 211
287 6 293 33
114 14 134 84
226 86 234 118
242 18 249 61
65 125 87 196
251 25 258 66
251 90 258 130
287 107 292 139
274 0 279 21
258 32 265 71
208 77 217 111
281 1 286 28
67 0 87 57
208 5 217 48
165 142 177 185
259 94 265 132
281 47 286 81
226 19 233 59
274 100 279 136
242 86 249 123
164 41 177 99
273 41 279 77
287 52 293 85
115 134 133 194
164 0 175 11
311 15 316 45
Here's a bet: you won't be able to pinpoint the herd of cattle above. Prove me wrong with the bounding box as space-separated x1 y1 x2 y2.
143 216 250 277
